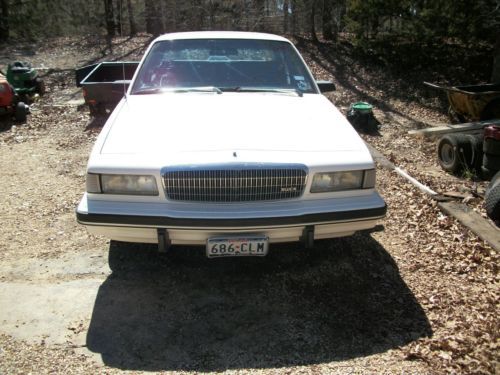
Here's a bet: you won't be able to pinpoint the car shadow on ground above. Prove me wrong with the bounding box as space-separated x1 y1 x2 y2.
0 117 18 132
86 233 431 371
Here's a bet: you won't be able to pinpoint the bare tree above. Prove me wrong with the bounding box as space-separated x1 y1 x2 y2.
291 0 297 35
104 0 115 37
493 32 500 82
310 0 318 43
322 0 333 40
114 0 122 35
283 0 289 33
145 0 163 35
332 0 346 41
0 0 8 41
207 0 217 30
189 0 205 30
126 0 136 35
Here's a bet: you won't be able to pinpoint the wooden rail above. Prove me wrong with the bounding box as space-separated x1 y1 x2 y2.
408 119 500 138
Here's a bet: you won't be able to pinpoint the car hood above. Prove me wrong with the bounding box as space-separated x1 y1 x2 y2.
100 92 365 155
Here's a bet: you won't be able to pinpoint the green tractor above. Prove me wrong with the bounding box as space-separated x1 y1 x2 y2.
6 61 45 98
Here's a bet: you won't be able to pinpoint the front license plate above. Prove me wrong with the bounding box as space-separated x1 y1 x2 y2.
207 236 269 258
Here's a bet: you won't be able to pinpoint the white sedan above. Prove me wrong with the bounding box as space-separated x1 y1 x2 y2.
76 31 386 257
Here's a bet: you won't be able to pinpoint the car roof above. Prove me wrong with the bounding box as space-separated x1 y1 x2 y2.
154 31 290 43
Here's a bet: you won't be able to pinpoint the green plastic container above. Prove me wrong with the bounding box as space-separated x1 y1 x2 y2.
351 102 373 114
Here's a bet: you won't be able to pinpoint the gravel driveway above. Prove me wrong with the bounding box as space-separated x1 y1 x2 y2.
0 36 497 374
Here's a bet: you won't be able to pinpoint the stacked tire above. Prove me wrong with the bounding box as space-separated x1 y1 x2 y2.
437 133 483 174
482 125 500 179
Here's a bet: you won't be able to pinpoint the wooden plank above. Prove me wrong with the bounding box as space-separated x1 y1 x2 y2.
438 201 500 251
408 119 500 138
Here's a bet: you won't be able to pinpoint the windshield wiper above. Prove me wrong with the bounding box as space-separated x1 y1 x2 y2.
221 86 303 97
172 86 222 94
133 87 164 95
133 86 223 95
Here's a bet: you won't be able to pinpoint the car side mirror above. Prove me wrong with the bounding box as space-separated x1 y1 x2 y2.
316 80 336 93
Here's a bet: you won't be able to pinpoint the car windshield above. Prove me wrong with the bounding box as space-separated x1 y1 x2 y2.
131 39 317 94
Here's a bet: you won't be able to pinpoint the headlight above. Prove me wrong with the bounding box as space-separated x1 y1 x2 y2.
86 173 159 195
310 169 375 193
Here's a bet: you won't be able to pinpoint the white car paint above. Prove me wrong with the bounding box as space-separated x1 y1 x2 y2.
77 31 386 248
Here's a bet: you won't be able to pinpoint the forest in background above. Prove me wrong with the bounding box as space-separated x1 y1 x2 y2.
0 0 499 82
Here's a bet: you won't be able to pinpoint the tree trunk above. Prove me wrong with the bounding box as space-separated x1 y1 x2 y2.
492 33 500 83
104 0 115 37
283 0 289 34
291 0 296 35
254 0 265 30
114 0 122 35
160 0 168 33
334 0 346 40
310 0 318 43
126 0 136 35
190 0 204 30
145 0 162 35
208 0 216 30
0 0 9 42
322 0 333 40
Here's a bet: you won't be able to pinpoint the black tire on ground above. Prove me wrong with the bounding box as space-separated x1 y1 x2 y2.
483 138 500 156
485 171 500 225
437 134 473 173
483 154 500 172
14 102 27 122
480 99 500 121
35 78 45 95
466 133 484 170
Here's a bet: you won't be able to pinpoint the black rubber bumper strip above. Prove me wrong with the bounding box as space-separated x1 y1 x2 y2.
76 204 387 228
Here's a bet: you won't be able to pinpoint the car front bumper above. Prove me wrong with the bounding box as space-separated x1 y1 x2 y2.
76 192 387 245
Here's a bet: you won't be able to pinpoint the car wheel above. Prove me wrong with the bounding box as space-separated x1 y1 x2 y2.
437 134 472 173
14 102 27 122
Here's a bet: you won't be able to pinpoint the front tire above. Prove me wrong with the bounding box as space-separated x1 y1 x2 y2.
14 102 27 122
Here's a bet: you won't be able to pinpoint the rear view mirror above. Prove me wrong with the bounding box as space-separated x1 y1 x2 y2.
316 80 336 93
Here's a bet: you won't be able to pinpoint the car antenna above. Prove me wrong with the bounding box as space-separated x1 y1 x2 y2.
119 0 127 101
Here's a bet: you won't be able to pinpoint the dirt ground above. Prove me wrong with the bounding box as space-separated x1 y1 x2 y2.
0 35 498 374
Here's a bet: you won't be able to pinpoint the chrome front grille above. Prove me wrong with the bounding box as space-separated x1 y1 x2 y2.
163 165 308 202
